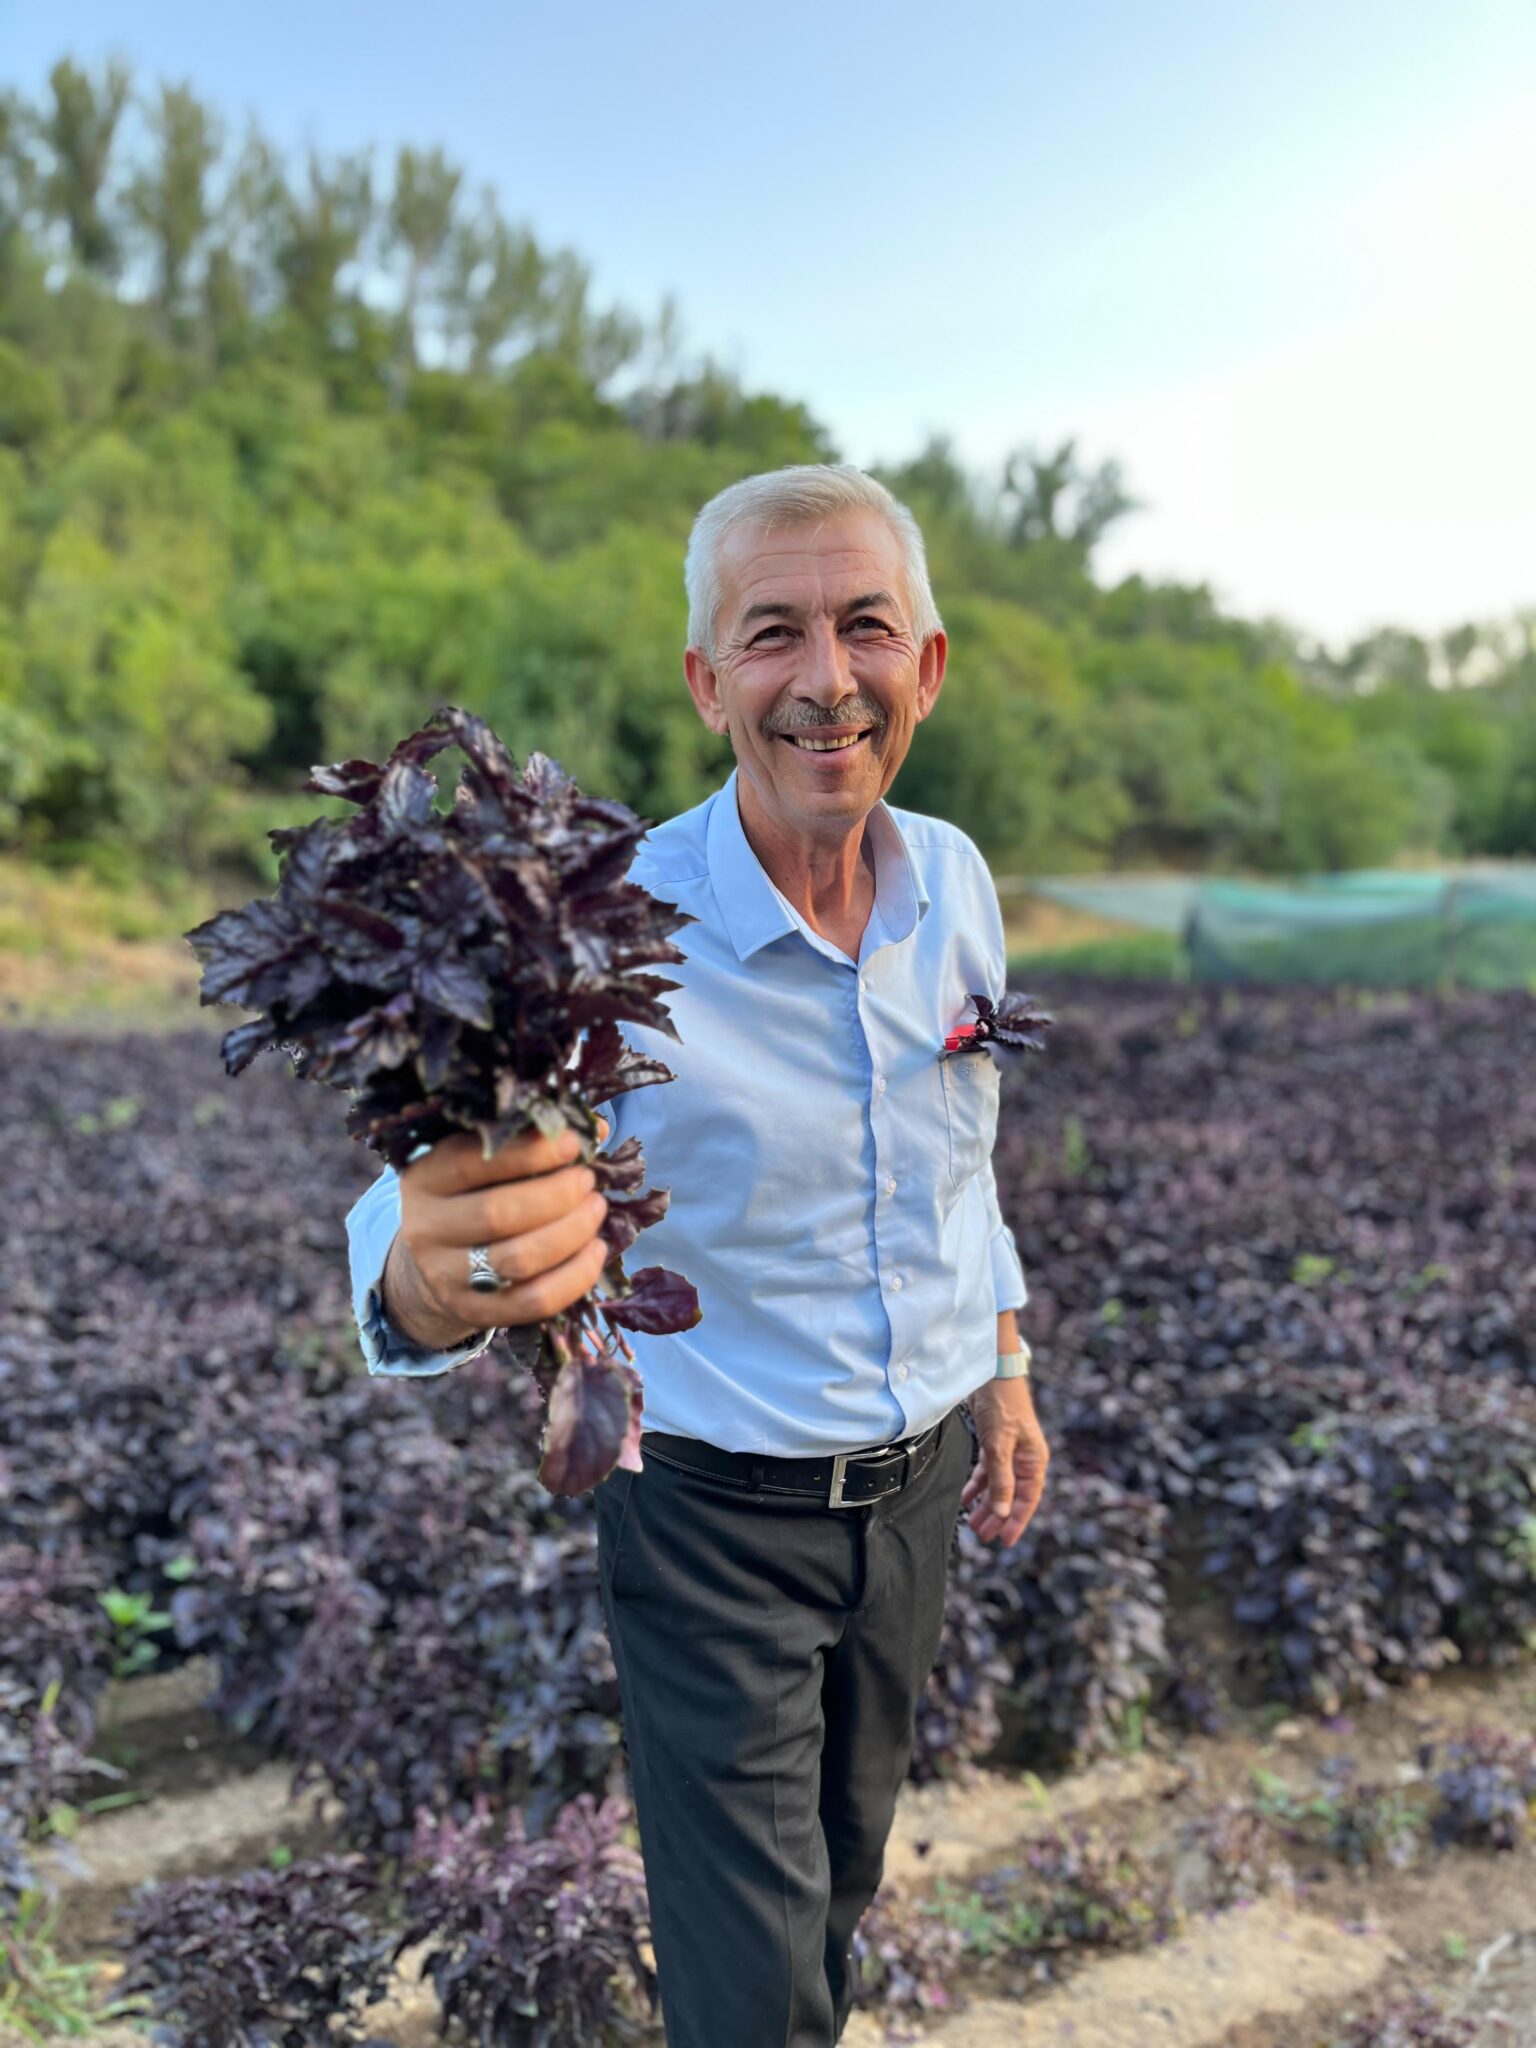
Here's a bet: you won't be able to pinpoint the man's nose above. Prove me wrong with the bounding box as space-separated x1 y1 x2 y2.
795 619 858 707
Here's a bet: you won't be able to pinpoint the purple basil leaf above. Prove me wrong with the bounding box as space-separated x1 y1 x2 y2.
601 1266 704 1336
415 955 494 1031
593 1136 647 1194
597 1206 643 1258
539 1354 634 1495
303 756 388 803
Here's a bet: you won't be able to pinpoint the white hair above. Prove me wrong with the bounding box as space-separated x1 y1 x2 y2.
684 463 943 659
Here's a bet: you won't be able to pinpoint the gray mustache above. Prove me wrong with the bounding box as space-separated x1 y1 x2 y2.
769 712 883 735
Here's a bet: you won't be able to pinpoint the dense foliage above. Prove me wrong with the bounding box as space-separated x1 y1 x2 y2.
4 979 1536 2040
0 1545 117 1905
114 1858 395 2048
931 1819 1183 1966
966 976 1536 1768
396 1792 657 2046
1423 1723 1536 1851
848 1885 968 2027
1173 1798 1297 1908
185 705 703 1493
1 60 1532 895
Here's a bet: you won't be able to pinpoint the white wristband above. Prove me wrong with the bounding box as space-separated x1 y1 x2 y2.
995 1344 1032 1380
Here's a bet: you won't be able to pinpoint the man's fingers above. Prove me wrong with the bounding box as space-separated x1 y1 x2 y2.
963 1437 1051 1545
435 1161 601 1248
471 1189 609 1288
968 1467 1047 1547
454 1231 612 1330
414 1124 584 1195
407 1111 612 1196
984 1451 1016 1522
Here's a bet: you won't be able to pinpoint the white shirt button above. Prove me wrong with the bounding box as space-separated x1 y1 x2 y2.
896 1364 910 1381
884 1176 897 1195
891 1274 903 1291
858 977 867 992
875 1075 887 1093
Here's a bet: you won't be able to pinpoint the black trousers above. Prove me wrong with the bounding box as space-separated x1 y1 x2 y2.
593 1401 974 2048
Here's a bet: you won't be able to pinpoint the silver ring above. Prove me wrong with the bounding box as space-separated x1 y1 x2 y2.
467 1244 506 1292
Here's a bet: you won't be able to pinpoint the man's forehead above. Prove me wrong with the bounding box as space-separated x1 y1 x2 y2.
719 511 905 614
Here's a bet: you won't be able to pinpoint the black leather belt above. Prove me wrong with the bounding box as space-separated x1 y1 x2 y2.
639 1414 946 1508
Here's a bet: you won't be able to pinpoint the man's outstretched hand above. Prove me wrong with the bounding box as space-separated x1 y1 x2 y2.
961 1378 1049 1546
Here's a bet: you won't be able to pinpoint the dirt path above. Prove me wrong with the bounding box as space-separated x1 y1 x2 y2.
26 1654 1536 2045
845 1894 1404 2047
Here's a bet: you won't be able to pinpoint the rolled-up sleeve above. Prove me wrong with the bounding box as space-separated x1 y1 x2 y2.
345 1166 497 1379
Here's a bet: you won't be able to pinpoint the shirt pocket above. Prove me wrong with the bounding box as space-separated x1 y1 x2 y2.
939 1046 1001 1190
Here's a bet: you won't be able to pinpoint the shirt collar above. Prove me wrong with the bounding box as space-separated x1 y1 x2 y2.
706 764 930 962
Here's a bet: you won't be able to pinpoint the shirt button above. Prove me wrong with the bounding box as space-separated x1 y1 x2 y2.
858 977 867 992
891 1274 903 1291
875 1075 887 1093
884 1176 897 1195
896 1364 910 1381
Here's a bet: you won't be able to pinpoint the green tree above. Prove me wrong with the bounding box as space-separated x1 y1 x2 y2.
273 147 373 333
40 57 132 275
893 595 1127 870
200 122 288 348
0 52 1526 893
1000 437 1137 557
445 191 548 375
15 424 271 866
0 89 42 255
0 339 64 451
124 81 221 333
387 143 462 382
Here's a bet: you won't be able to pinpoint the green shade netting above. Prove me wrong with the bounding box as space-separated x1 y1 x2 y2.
1021 868 1536 989
1021 877 1198 934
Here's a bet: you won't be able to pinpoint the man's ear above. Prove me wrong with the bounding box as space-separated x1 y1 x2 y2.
914 629 948 723
684 646 730 736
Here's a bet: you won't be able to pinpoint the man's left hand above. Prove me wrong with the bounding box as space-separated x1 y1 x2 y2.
961 1378 1049 1546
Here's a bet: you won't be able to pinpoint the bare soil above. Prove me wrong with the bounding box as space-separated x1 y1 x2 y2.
22 1646 1536 2047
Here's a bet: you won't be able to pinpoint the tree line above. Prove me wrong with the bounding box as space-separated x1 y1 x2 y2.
0 57 1531 892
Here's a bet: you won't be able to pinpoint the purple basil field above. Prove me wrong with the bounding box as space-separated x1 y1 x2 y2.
6 978 1536 2048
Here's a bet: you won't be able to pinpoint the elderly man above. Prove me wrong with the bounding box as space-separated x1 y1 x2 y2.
345 463 1049 2047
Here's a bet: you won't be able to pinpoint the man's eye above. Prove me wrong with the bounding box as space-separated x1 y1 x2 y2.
751 626 789 644
849 616 890 632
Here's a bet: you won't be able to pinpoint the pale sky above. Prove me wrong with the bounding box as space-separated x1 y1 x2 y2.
7 0 1534 650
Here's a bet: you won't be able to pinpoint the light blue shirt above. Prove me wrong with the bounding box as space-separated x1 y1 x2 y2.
345 765 1027 1457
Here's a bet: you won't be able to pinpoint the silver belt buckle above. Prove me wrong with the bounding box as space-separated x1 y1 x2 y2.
827 1441 910 1509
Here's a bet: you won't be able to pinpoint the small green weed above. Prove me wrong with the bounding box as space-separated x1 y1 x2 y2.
1290 1253 1335 1288
0 1887 145 2043
1059 1112 1090 1179
1504 1515 1536 1579
97 1584 175 1682
1248 1766 1339 1830
68 1094 143 1136
1400 1262 1450 1296
926 1876 1044 1960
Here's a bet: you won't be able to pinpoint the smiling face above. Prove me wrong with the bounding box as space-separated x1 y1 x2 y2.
683 507 947 849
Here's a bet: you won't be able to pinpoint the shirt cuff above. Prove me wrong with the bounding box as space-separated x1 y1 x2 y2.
990 1222 1029 1317
346 1168 497 1379
358 1270 498 1378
